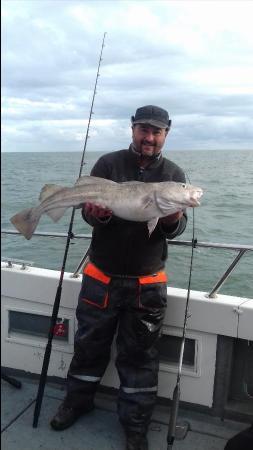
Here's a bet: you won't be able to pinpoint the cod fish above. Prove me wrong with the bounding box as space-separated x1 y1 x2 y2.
10 176 203 240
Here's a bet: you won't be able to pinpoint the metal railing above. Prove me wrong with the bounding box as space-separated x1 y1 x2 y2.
1 229 253 298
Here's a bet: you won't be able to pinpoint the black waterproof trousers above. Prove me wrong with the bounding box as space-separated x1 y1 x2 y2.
66 271 167 434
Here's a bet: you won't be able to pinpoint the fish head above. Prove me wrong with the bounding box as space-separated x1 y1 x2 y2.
155 182 203 215
182 183 203 207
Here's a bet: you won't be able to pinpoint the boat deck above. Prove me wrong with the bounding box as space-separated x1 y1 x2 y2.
1 375 250 450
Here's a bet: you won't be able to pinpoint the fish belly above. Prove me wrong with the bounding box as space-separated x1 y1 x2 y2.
112 197 160 222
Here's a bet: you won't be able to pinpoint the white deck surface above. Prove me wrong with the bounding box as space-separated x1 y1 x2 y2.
1 375 250 450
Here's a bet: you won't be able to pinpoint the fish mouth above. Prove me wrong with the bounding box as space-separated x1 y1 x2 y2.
190 199 201 206
189 189 203 206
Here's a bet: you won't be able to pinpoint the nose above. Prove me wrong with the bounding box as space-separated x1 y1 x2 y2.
144 131 155 143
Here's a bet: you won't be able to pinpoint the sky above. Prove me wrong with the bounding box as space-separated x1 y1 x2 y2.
2 0 253 152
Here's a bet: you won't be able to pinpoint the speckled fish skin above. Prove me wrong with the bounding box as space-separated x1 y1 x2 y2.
10 175 203 240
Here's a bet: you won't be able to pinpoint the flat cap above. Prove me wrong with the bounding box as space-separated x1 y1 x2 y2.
131 105 171 129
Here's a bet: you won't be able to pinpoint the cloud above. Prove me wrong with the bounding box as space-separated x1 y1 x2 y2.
2 0 253 152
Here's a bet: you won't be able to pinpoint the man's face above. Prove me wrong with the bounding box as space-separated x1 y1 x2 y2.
132 124 168 157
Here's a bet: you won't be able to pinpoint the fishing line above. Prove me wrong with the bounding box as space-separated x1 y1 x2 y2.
32 32 107 428
166 172 197 449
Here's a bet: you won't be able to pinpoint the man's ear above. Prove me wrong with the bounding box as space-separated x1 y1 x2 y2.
166 119 172 135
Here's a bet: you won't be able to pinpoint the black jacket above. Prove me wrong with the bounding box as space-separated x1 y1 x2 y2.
83 147 187 276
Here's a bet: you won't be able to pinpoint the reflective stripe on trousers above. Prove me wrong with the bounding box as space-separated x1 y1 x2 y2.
70 374 101 382
121 386 158 394
66 269 167 432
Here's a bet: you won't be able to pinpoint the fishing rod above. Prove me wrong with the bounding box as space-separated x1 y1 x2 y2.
166 182 197 449
32 32 107 428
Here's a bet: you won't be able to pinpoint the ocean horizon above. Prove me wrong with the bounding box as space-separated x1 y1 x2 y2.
2 148 253 153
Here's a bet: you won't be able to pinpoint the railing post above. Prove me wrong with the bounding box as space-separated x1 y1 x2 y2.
207 249 248 298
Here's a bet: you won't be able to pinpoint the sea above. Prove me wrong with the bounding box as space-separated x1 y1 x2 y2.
1 149 253 299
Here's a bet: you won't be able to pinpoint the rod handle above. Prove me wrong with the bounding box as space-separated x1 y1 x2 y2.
32 341 53 427
167 383 180 446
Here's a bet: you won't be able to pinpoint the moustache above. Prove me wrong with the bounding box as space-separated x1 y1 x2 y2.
142 141 155 147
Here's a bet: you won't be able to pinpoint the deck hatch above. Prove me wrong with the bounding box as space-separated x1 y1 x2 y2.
158 334 195 367
8 310 69 341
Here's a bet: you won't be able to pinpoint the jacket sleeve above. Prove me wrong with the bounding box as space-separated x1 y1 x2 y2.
159 212 187 239
81 156 113 227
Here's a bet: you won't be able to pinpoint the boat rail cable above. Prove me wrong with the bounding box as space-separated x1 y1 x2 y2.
32 32 107 428
2 231 252 297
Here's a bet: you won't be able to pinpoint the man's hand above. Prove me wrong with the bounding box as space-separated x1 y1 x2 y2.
160 211 183 225
83 202 112 219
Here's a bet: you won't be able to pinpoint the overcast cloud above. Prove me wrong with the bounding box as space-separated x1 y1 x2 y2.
2 0 253 152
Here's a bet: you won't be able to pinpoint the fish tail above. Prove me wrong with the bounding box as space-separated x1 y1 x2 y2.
10 207 41 240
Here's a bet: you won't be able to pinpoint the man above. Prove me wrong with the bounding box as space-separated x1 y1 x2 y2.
51 105 187 450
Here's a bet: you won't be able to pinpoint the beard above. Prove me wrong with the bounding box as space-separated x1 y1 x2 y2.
132 140 162 160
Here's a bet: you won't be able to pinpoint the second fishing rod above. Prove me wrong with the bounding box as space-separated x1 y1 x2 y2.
32 31 107 428
166 173 197 449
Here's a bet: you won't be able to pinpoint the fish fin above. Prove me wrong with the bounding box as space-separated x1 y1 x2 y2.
46 207 68 222
75 176 116 186
147 218 159 236
142 195 154 209
39 184 64 202
10 207 41 240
